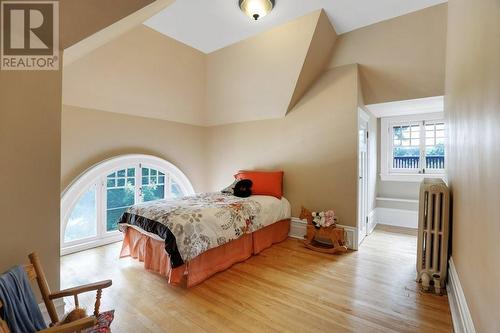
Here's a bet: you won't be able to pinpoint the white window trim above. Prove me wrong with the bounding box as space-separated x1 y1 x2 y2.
61 154 195 255
380 112 446 182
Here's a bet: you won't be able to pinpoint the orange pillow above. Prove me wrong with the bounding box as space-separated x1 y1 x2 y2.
235 170 284 198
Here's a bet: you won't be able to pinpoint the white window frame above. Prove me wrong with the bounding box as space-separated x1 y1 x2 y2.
61 154 195 255
381 113 446 182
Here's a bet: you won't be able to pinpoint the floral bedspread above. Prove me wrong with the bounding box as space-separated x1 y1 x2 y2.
119 193 274 266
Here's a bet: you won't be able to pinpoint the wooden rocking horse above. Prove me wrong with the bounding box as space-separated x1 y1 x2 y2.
300 207 348 254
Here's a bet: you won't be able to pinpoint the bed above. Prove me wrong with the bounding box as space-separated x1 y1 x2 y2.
118 192 291 287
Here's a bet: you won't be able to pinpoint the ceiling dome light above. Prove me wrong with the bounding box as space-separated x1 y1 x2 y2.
239 0 275 21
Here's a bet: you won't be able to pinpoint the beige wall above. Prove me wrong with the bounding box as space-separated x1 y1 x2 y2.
330 3 447 105
0 0 174 297
206 65 359 226
0 0 180 292
286 10 337 112
205 10 327 126
0 70 62 291
61 105 208 193
445 0 500 332
63 25 206 125
341 4 449 212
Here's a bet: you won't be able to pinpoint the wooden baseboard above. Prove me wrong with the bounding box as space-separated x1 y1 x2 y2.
447 257 476 333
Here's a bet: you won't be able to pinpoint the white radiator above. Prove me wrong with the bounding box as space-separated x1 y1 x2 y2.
416 178 450 294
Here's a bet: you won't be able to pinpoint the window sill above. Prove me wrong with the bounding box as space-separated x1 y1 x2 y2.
61 232 123 256
380 173 447 182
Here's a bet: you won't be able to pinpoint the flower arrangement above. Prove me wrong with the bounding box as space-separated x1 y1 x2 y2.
311 210 336 228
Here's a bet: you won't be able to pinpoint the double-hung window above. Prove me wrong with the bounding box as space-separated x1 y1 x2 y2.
381 113 446 181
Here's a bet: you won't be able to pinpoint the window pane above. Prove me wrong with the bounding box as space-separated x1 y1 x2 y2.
425 122 445 170
107 187 134 209
393 126 402 140
142 185 165 202
106 208 128 232
171 181 183 198
141 167 165 202
106 187 134 232
392 123 421 170
142 168 149 176
127 168 135 177
426 144 445 169
64 185 97 242
106 169 135 232
393 147 420 169
402 126 410 139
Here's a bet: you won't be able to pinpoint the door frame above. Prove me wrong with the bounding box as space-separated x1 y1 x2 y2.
358 108 370 245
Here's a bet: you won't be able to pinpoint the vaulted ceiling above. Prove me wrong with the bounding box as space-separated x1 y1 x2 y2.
63 10 337 126
62 0 447 126
144 0 447 53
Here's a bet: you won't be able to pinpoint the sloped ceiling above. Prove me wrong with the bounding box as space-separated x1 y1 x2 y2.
205 9 336 125
62 0 175 66
287 10 337 113
63 9 336 126
63 25 206 125
60 0 155 49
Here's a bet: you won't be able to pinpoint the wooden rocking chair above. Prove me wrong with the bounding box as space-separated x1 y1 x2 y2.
0 252 112 333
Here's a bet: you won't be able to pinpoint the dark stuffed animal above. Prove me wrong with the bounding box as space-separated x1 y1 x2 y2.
233 179 253 198
221 179 253 197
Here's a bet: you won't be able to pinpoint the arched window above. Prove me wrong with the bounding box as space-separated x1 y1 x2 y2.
61 155 195 255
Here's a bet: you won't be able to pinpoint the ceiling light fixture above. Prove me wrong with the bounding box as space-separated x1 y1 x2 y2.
239 0 275 21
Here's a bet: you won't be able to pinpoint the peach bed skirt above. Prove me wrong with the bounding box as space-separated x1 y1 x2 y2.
119 219 290 287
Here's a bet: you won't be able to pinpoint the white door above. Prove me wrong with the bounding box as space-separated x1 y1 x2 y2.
358 116 369 244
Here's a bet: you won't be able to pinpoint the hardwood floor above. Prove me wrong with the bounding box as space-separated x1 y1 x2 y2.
61 226 453 332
